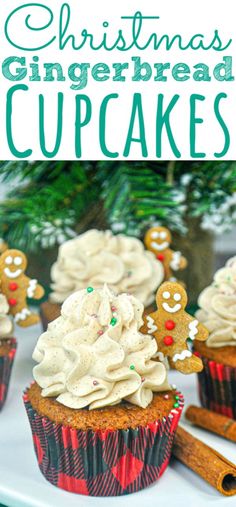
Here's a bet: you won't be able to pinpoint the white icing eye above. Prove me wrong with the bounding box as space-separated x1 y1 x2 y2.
163 291 170 299
151 231 159 239
174 293 181 302
14 256 22 266
160 231 167 239
5 256 13 265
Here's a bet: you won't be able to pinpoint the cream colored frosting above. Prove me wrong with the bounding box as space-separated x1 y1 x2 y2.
196 256 236 347
0 294 13 339
33 285 170 409
50 229 164 307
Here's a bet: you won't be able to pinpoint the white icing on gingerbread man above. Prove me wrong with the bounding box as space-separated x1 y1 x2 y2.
0 249 45 327
141 281 209 374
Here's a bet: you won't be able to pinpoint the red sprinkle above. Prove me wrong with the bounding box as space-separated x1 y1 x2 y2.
9 282 18 291
165 320 176 330
163 335 174 346
8 298 17 306
157 254 165 262
97 330 104 336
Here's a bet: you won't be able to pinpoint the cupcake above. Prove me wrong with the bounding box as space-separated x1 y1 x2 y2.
24 285 183 496
195 256 236 418
0 293 16 411
40 229 164 330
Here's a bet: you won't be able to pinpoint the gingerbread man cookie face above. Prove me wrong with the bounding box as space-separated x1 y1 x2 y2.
145 226 171 255
142 281 209 374
144 226 187 282
157 283 187 315
0 251 27 280
0 249 45 327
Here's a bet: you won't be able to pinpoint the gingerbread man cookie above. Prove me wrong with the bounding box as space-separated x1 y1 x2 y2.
144 226 187 282
0 249 45 327
141 281 209 374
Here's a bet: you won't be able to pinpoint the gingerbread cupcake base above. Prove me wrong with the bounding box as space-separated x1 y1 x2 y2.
194 342 236 419
24 383 184 496
40 301 61 330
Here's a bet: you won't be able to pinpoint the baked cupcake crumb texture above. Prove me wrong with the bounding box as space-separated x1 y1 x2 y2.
26 382 183 431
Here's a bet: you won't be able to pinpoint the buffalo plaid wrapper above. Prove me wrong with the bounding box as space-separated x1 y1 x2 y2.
23 388 184 496
0 338 17 411
195 351 236 419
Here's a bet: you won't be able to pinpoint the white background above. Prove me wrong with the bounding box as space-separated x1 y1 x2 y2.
0 0 236 160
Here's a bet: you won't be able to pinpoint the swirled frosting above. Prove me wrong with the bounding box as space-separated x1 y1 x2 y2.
33 285 169 409
0 294 13 339
50 230 164 307
196 257 236 347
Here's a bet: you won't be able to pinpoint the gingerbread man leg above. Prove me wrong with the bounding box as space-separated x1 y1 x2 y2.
168 346 203 374
14 308 40 327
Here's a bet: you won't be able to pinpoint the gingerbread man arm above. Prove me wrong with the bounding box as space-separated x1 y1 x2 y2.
140 312 158 336
169 251 187 271
26 277 45 300
184 313 209 343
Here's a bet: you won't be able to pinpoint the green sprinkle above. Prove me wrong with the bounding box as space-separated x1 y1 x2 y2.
110 317 117 326
175 395 179 400
130 365 135 370
173 402 179 408
87 287 94 293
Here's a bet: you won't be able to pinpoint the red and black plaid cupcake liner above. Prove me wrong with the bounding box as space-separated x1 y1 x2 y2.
195 351 236 419
0 338 17 411
23 388 184 496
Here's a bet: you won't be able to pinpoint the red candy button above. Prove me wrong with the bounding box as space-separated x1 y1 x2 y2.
157 254 165 262
165 320 176 330
9 282 18 291
8 298 17 306
163 336 174 346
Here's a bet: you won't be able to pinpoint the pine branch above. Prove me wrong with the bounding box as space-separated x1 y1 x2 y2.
1 160 236 249
0 162 100 251
97 164 184 236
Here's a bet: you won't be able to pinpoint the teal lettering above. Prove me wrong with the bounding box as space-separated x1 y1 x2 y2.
124 93 147 157
100 94 119 158
39 93 63 157
6 85 32 157
75 95 92 157
190 94 206 158
156 94 180 157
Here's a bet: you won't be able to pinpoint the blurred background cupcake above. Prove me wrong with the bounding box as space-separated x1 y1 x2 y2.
0 294 16 411
40 229 164 329
24 285 184 496
194 257 236 418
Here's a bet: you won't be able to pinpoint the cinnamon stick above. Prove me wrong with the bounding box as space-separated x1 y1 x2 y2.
173 426 236 496
185 405 236 442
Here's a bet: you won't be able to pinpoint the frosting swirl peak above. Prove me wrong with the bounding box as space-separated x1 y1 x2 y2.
196 256 236 347
50 229 164 307
33 285 169 409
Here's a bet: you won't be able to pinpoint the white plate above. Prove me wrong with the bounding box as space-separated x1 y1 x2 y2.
0 319 235 507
